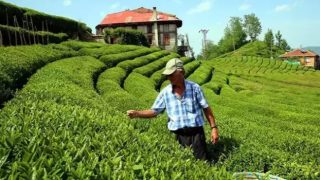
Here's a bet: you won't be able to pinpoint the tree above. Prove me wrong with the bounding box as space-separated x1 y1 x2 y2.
228 17 247 49
264 29 274 48
275 30 282 49
281 39 291 51
243 13 262 41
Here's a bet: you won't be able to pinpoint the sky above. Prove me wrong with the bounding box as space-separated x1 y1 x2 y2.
4 0 320 55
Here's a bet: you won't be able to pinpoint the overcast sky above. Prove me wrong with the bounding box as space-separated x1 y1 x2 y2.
5 0 320 55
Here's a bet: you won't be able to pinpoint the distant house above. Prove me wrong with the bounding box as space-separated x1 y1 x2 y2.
95 7 183 51
279 49 320 69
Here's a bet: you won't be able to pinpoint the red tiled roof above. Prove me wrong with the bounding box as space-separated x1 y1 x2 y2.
280 49 319 57
98 7 181 26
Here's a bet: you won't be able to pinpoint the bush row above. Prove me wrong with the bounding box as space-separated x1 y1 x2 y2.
133 53 180 77
117 50 170 74
187 62 213 85
0 44 78 106
150 57 195 91
78 44 143 59
124 72 159 107
97 67 147 111
0 24 68 46
0 1 91 38
99 47 160 68
104 27 150 47
0 55 235 179
60 40 105 51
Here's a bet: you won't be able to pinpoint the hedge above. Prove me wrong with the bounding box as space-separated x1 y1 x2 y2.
0 44 78 106
133 53 180 77
0 1 91 39
0 54 235 179
104 27 149 47
187 63 213 85
99 47 160 68
117 50 170 74
60 40 105 51
78 44 143 59
97 67 147 111
0 24 68 46
124 72 159 107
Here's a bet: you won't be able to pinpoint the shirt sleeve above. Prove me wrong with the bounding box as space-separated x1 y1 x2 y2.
150 91 166 114
195 85 209 109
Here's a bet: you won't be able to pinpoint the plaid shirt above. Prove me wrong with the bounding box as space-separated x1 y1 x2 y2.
150 79 209 131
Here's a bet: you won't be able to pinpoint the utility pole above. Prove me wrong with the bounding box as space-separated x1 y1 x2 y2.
199 29 209 59
270 37 273 59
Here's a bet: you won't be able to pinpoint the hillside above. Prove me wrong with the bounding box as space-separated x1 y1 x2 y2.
304 46 320 55
216 41 286 59
0 1 92 46
0 40 320 179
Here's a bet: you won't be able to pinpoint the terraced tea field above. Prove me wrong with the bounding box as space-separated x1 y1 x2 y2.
0 41 319 179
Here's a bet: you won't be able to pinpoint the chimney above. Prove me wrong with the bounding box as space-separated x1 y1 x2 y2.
152 7 159 46
151 7 157 21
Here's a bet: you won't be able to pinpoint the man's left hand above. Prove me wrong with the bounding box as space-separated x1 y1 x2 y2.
211 128 219 144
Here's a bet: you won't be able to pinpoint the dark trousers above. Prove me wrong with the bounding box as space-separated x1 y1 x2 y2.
171 126 207 160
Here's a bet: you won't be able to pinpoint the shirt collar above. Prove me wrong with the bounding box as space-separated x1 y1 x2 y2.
170 79 190 94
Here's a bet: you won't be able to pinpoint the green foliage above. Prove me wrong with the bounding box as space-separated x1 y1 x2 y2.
60 40 105 51
117 50 170 73
133 53 180 77
78 44 142 59
104 27 150 47
280 39 291 51
217 41 285 58
275 30 282 49
187 63 213 85
99 47 160 68
0 1 91 39
0 43 78 106
124 72 159 107
264 29 274 48
0 24 68 46
97 67 147 111
243 13 262 41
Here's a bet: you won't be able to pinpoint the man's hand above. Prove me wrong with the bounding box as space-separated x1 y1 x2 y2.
127 110 138 119
211 128 219 144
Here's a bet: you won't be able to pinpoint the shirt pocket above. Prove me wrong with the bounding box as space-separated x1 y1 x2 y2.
185 98 196 114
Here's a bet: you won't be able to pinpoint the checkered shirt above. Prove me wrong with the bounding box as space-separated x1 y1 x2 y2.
150 79 209 131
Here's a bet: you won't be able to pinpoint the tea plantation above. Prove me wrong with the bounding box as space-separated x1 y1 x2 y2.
0 41 320 179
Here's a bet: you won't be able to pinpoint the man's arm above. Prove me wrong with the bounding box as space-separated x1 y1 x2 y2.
203 106 219 144
127 109 157 119
203 106 216 127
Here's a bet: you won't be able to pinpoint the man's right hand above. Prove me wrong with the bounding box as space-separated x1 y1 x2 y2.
127 110 138 119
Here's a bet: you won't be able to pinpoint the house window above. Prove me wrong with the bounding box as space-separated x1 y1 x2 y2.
164 24 169 32
164 34 170 45
147 25 152 33
305 57 310 63
132 25 137 30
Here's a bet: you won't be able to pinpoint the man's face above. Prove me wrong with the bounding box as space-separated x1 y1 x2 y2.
167 70 184 85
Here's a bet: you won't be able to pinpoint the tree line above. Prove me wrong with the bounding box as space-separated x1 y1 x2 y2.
198 13 291 60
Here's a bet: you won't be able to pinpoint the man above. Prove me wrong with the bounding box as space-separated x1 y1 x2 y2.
127 58 218 160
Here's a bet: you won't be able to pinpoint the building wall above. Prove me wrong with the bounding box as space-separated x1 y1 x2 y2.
299 56 315 66
98 23 178 51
